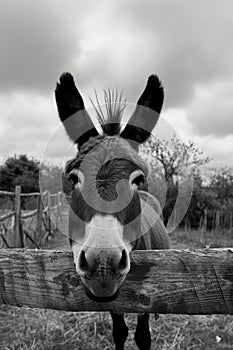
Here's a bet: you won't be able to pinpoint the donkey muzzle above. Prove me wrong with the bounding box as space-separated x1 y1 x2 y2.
77 247 130 301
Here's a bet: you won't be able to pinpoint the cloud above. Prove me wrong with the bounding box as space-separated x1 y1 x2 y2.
0 91 78 164
111 0 233 108
195 134 233 167
0 0 233 168
161 107 233 167
1 0 233 105
0 0 85 94
0 92 58 156
72 0 233 111
187 80 233 137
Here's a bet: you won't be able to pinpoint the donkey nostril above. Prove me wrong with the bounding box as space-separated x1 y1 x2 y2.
78 250 88 272
118 249 128 272
78 249 98 274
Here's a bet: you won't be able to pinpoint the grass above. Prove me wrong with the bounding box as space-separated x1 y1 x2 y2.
1 228 233 349
1 307 233 349
169 227 233 249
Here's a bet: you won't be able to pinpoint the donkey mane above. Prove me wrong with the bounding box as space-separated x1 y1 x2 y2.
90 88 126 136
65 89 129 174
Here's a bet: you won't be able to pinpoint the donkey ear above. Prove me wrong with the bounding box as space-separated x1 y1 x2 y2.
55 73 99 148
120 75 164 150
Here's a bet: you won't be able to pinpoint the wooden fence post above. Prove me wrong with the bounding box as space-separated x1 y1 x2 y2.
56 192 62 229
36 194 43 245
47 192 51 237
14 185 23 248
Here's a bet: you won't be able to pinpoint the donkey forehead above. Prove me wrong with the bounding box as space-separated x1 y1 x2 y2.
66 135 149 175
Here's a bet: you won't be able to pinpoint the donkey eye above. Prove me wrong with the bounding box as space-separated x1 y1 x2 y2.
132 174 145 187
68 169 84 189
129 170 145 189
69 173 79 184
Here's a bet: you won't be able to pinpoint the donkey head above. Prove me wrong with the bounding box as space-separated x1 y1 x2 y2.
55 73 164 302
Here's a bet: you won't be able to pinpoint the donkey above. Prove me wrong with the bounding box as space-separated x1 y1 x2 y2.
55 72 170 350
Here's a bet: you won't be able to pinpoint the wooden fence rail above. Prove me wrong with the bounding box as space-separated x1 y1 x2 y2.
1 248 233 314
0 211 14 223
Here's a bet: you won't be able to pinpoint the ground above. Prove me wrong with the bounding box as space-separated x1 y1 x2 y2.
1 228 233 350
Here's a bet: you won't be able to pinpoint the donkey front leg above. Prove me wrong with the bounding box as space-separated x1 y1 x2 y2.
134 313 151 350
110 311 128 350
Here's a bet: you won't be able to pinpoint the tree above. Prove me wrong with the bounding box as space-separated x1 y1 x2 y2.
209 167 233 206
140 135 211 184
140 135 212 227
0 154 39 193
0 154 72 195
184 170 220 229
39 163 72 195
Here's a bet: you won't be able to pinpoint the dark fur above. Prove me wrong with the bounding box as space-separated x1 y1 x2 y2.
55 73 98 147
121 75 164 150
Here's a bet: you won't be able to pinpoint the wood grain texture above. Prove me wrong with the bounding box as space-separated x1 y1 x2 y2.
14 186 23 248
1 248 233 314
0 211 14 223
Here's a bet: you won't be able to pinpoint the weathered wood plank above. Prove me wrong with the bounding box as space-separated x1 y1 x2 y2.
20 192 40 197
0 234 10 248
23 229 40 249
14 186 23 247
0 211 15 223
0 249 233 314
21 209 38 219
42 206 49 213
0 190 15 196
36 195 43 244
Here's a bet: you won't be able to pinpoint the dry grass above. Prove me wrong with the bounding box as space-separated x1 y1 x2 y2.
1 228 233 350
170 228 233 249
1 307 233 349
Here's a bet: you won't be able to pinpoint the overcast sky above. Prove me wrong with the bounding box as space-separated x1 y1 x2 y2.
0 0 233 168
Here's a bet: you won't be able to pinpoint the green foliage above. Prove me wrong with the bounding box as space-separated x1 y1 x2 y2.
39 163 72 195
0 154 39 193
183 172 220 229
143 141 233 229
0 154 72 195
205 167 233 229
209 167 233 206
141 135 211 183
140 136 220 228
